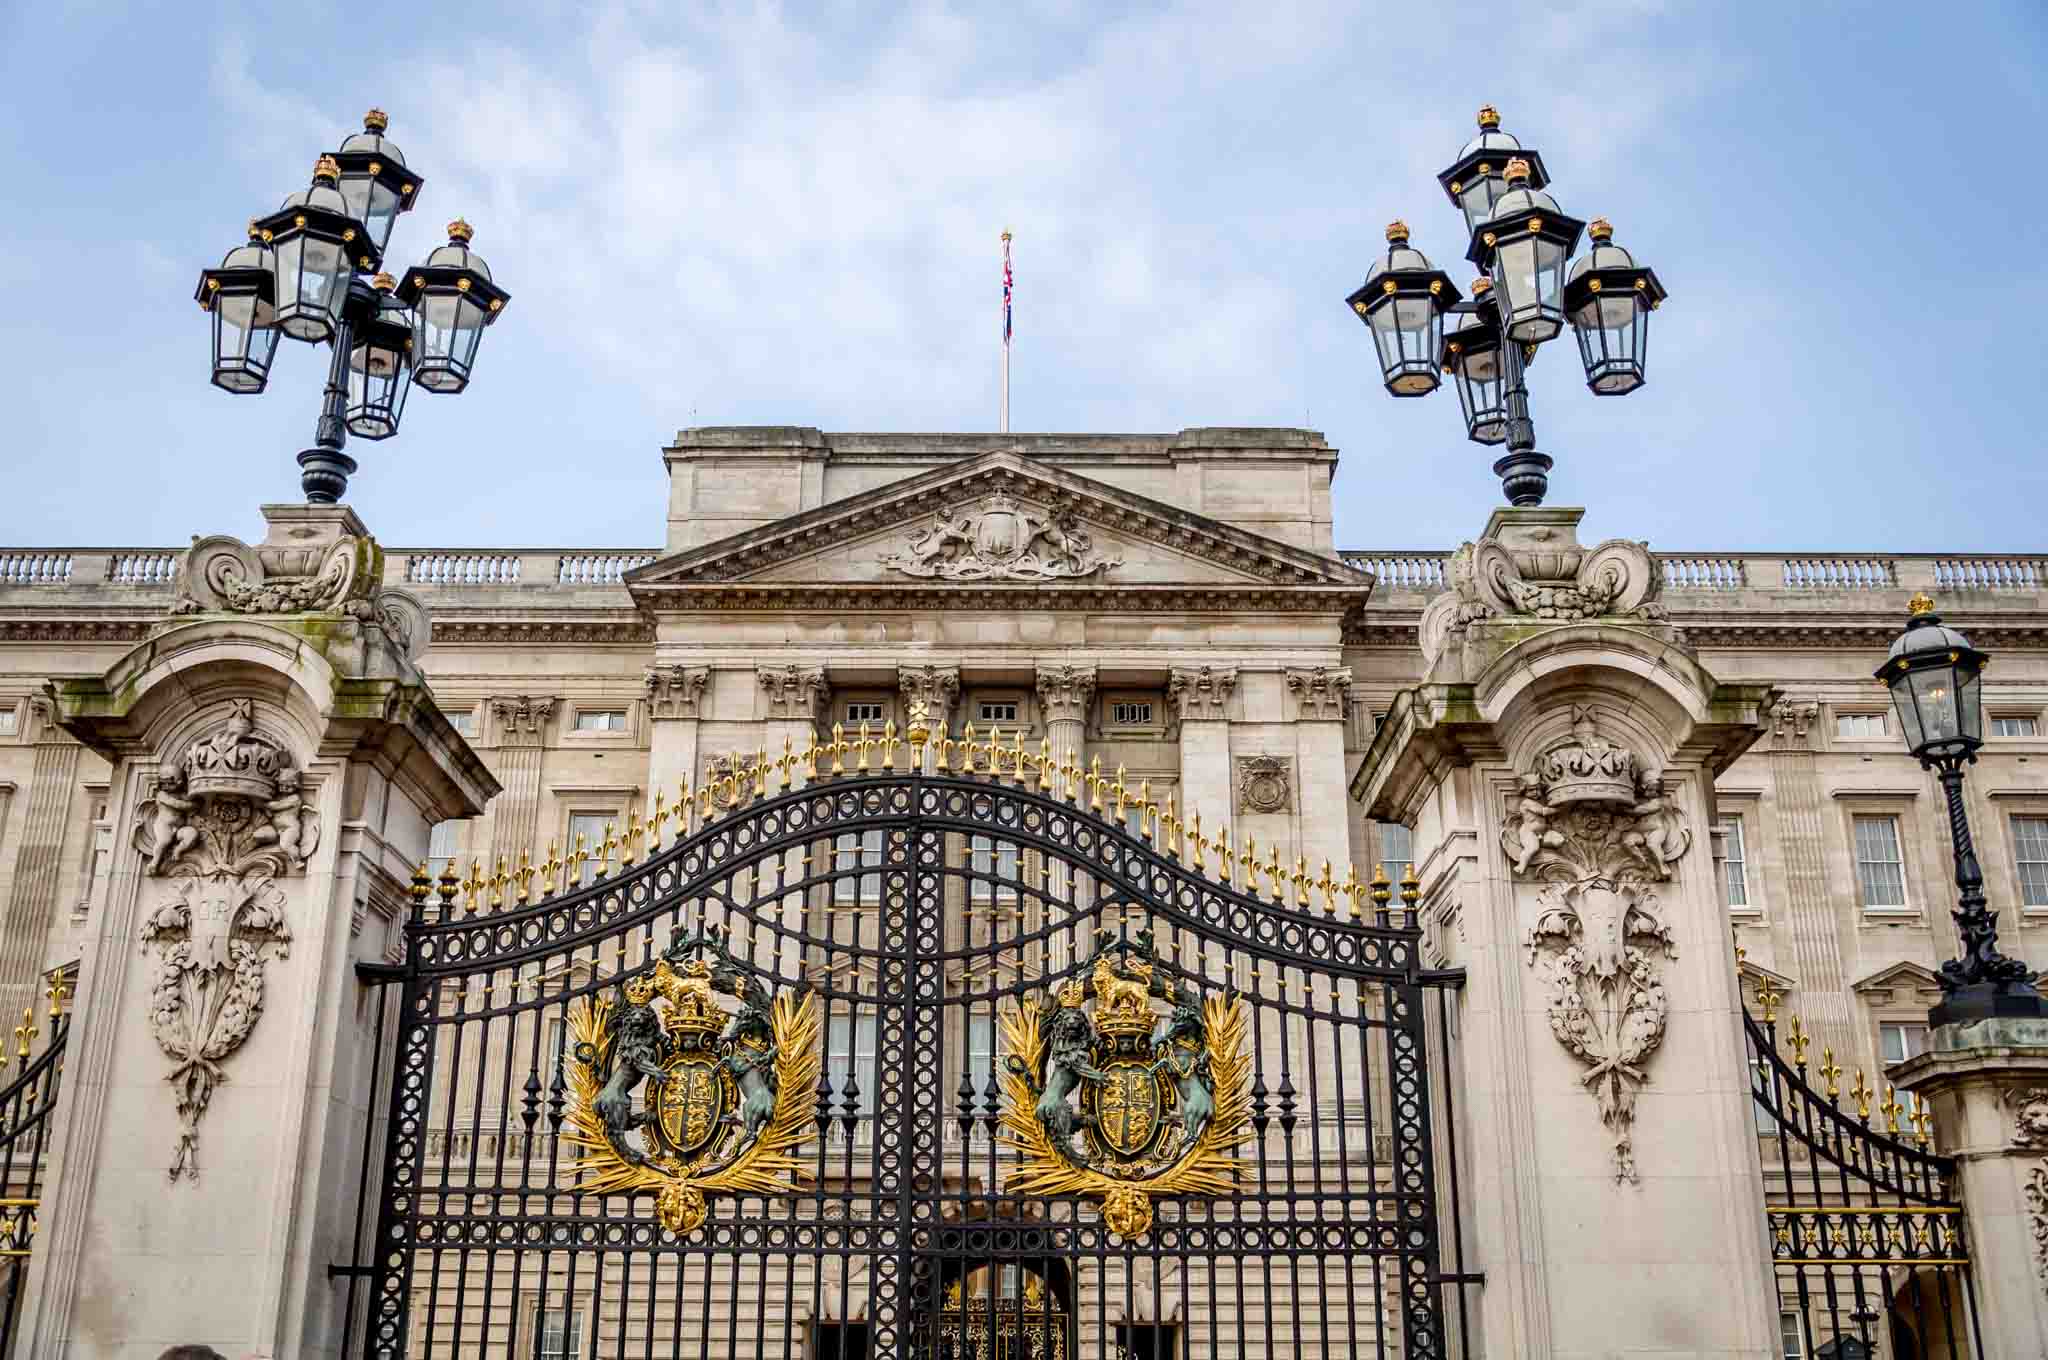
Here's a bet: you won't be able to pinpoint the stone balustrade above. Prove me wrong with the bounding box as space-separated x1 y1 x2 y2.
3 545 2042 606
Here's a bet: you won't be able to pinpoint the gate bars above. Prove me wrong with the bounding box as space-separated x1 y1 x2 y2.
349 722 1478 1360
1744 981 1983 1359
0 978 71 1359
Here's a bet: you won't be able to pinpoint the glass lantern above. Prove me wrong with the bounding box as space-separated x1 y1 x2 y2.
398 220 512 395
255 157 379 344
195 223 280 394
1442 278 1507 443
1344 221 1458 397
331 109 423 257
1877 595 1988 762
345 275 415 439
1467 159 1584 345
1564 219 1666 395
1435 105 1551 237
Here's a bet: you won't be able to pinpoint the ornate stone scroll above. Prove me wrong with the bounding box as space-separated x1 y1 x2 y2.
1422 520 1670 669
563 929 819 1236
131 699 316 1179
880 491 1121 581
1500 704 1692 1182
169 521 428 661
999 931 1250 1240
1166 665 1235 722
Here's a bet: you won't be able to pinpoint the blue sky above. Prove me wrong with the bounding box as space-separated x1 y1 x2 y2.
1 1 2043 553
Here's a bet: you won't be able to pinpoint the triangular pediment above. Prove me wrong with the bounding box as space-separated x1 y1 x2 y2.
1849 961 1946 1004
629 452 1372 608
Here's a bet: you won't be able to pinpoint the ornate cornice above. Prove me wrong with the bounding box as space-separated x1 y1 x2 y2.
629 583 1368 615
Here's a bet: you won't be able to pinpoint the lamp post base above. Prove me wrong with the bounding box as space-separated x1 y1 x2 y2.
1930 979 2048 1029
297 446 359 504
1491 449 1553 507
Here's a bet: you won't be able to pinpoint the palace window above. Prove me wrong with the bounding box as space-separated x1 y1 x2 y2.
444 708 476 736
969 834 1019 901
833 830 884 903
1992 715 2040 737
977 700 1020 725
965 1012 997 1094
1375 822 1413 886
1880 1021 1930 1067
1110 700 1153 726
845 701 886 725
567 812 614 861
0 707 15 736
1749 1053 1780 1138
2013 815 2048 907
573 709 627 733
1852 815 1907 910
1834 712 1887 740
1721 816 1750 909
535 1305 582 1360
1778 1311 1805 1360
826 1014 879 1116
426 820 467 880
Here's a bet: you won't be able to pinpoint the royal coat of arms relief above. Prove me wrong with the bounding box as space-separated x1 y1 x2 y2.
564 928 819 1235
1000 931 1251 1239
880 491 1121 582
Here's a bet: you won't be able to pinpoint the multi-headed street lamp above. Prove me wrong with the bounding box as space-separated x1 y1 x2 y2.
195 111 511 503
1879 595 2046 1026
1348 106 1666 506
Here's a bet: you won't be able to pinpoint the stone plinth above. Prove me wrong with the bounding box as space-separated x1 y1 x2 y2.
20 505 497 1360
1893 1020 2048 1356
1353 507 1779 1358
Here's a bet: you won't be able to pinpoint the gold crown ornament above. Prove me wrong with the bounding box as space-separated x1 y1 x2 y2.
1476 104 1500 128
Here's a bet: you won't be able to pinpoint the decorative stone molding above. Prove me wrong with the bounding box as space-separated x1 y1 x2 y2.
166 508 429 662
880 490 1122 582
1767 697 1821 750
1234 756 1293 816
1034 665 1097 723
1284 666 1351 722
758 665 830 723
490 696 557 747
1166 665 1236 722
644 665 710 719
704 751 761 808
2006 1085 2048 1149
1500 706 1693 1183
130 699 313 1179
897 665 961 718
2028 1166 2048 1297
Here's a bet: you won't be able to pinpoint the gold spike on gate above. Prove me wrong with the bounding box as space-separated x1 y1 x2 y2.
883 720 900 772
436 856 461 908
1818 1048 1842 1104
1162 795 1180 859
1266 843 1285 904
409 861 433 907
1217 825 1232 885
778 737 798 790
650 790 670 851
1038 738 1054 791
855 721 872 772
569 834 589 887
514 851 535 906
1369 864 1392 924
1399 863 1421 927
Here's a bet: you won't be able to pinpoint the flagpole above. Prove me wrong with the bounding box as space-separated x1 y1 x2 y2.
1001 230 1012 434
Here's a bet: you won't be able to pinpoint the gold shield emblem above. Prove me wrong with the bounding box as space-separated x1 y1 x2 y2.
656 1052 734 1159
1085 1058 1166 1159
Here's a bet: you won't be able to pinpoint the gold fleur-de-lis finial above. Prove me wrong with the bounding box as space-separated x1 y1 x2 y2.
1787 1014 1811 1068
1342 863 1362 921
1818 1048 1842 1104
15 1008 35 1059
1755 981 1783 1025
1850 1068 1873 1123
514 850 535 905
1882 1084 1905 1136
45 975 66 1020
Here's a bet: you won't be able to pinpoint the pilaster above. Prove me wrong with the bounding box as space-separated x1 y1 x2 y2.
1285 666 1351 885
1762 695 1858 1059
486 694 554 868
646 664 710 795
1034 664 1096 767
758 663 830 779
0 699 81 1018
1168 667 1236 844
898 665 960 774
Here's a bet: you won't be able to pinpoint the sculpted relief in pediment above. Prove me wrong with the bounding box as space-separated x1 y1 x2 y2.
879 491 1122 582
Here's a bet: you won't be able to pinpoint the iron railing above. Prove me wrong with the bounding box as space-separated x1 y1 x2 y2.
0 980 71 1357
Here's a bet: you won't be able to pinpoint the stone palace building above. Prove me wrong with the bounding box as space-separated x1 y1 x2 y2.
1 425 2044 1359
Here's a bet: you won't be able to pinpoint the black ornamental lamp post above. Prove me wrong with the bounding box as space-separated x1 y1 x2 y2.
1879 593 2046 1027
1346 106 1666 507
194 110 511 503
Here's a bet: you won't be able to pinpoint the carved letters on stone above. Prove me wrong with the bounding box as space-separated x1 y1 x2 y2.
1500 705 1692 1183
758 666 830 723
1167 666 1236 722
131 699 313 1180
1034 665 1097 724
1284 666 1350 722
644 666 710 719
880 491 1121 582
1235 756 1292 816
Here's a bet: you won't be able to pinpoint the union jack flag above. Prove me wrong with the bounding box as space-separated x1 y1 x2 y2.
1002 232 1013 344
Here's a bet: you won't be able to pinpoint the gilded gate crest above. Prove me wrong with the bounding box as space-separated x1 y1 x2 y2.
999 931 1251 1239
563 928 819 1235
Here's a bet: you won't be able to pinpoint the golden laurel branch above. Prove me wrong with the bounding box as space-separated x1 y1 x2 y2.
997 992 1251 1240
563 985 820 1235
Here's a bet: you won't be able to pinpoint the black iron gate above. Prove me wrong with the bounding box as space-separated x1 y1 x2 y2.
357 731 1470 1359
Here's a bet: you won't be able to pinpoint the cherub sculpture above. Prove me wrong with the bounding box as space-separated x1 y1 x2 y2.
1506 772 1563 876
141 762 199 874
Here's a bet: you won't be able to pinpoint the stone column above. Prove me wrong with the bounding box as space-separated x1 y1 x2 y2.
1167 665 1236 865
898 664 960 774
645 664 710 799
757 663 830 783
1285 665 1352 893
1761 694 1858 1059
1895 1031 2048 1354
0 699 81 1018
20 504 497 1360
1353 507 1780 1358
1034 663 1095 771
486 694 554 867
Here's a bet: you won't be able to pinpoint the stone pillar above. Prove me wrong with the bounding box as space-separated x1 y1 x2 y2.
0 699 81 1018
1285 665 1351 890
20 504 496 1360
757 663 830 782
645 663 710 797
1034 663 1095 770
1894 1031 2048 1354
1761 694 1858 1059
898 664 960 774
1353 506 1780 1358
1167 666 1236 862
486 694 554 867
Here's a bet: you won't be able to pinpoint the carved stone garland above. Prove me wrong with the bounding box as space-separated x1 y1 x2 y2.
2007 1085 2048 1298
131 699 316 1179
1500 704 1692 1183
